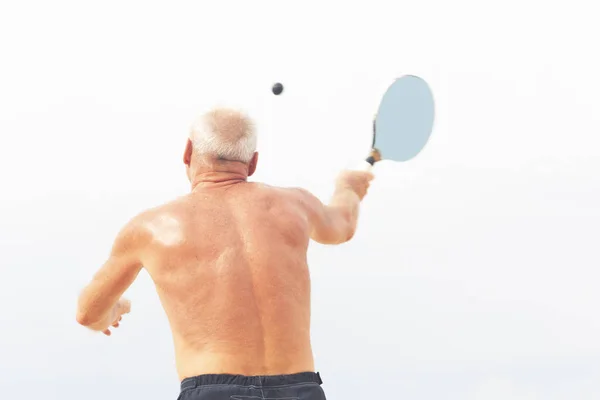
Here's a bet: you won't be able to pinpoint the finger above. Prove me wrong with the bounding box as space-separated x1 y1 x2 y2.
112 321 120 328
103 329 111 336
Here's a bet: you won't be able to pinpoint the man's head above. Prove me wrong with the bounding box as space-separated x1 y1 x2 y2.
183 107 258 185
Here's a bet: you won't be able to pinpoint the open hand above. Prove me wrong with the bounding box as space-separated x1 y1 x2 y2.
102 298 131 336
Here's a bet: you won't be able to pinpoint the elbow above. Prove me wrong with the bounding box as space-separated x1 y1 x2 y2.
76 309 106 331
76 295 90 326
327 224 356 245
76 302 99 327
76 309 92 327
76 289 98 327
334 225 355 244
311 210 357 245
344 226 356 243
312 231 350 245
76 310 104 330
340 211 357 243
331 217 356 245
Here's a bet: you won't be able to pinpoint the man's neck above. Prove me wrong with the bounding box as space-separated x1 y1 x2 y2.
190 160 249 191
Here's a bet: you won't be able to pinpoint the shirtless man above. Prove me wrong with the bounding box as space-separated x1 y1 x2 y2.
76 107 373 400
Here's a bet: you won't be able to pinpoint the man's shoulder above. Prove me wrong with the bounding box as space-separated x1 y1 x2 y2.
282 186 321 206
125 196 190 232
240 182 299 199
112 196 190 252
255 182 309 197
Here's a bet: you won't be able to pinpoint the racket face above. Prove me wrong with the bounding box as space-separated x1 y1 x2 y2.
375 75 435 162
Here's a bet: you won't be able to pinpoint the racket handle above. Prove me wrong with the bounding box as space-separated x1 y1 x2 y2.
352 149 380 171
358 148 381 171
355 160 373 171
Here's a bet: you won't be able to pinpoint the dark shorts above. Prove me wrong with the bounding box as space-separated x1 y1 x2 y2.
178 371 326 400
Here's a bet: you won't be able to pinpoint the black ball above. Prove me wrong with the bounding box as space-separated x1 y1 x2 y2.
272 82 284 95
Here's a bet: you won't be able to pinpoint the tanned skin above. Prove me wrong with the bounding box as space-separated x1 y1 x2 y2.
77 133 373 381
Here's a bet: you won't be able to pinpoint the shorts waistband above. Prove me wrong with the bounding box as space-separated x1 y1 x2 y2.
180 371 323 391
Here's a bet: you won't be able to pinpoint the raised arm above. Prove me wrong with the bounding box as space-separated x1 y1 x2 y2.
76 216 147 335
297 170 373 245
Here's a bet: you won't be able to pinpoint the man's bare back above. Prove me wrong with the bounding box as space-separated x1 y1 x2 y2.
76 108 372 398
143 183 315 379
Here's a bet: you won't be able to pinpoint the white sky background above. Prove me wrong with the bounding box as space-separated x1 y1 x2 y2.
1 1 599 399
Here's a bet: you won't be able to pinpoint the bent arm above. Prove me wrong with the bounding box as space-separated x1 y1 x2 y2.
76 220 144 330
297 187 361 245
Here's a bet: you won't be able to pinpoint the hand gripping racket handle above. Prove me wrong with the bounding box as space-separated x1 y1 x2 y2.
356 160 374 171
355 148 381 171
354 116 381 172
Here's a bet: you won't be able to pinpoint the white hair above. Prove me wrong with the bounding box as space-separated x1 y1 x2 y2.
190 107 257 163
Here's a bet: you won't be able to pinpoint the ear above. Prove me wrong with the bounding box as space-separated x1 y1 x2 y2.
183 139 193 167
248 152 259 176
